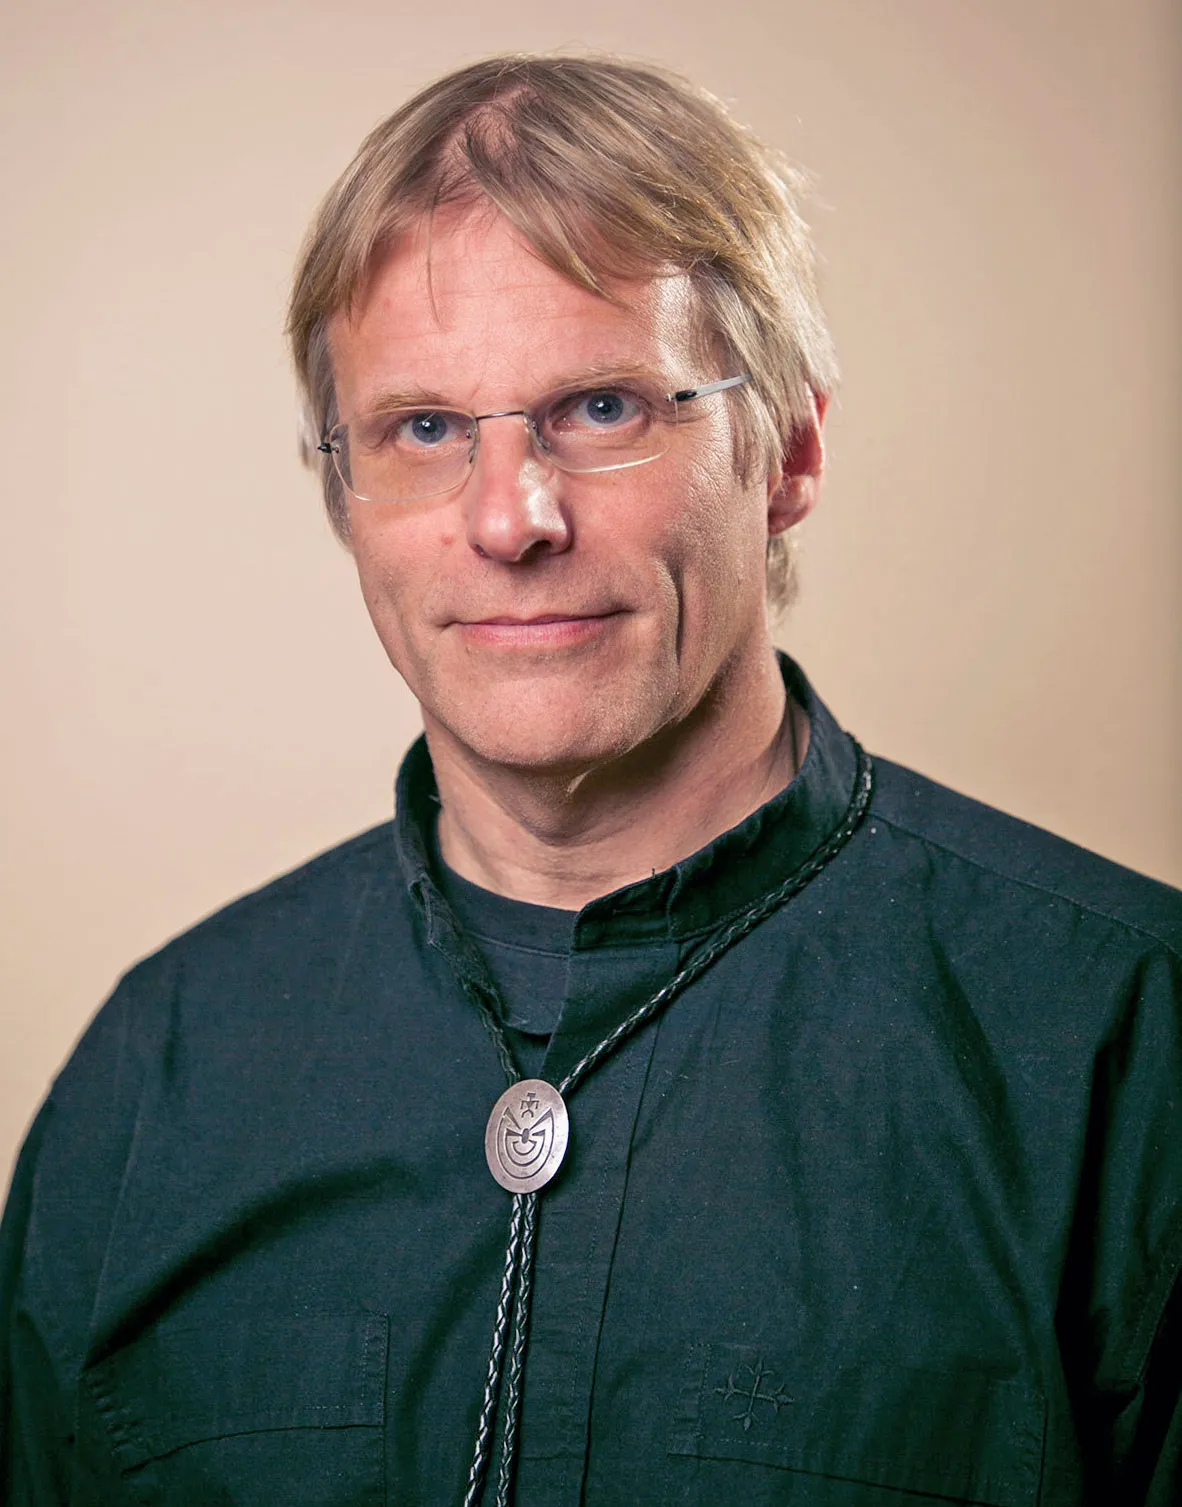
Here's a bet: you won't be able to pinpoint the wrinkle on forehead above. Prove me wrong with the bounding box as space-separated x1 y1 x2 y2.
330 208 705 418
351 205 694 338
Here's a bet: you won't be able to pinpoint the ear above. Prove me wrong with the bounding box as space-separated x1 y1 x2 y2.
767 391 827 537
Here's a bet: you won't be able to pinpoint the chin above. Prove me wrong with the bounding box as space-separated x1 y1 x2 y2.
437 683 657 776
462 719 639 776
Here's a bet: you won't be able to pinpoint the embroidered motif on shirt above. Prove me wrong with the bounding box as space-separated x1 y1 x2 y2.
715 1355 793 1432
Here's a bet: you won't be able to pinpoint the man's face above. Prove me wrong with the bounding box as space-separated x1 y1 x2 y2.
329 210 801 777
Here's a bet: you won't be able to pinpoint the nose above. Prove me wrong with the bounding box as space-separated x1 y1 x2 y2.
463 415 572 563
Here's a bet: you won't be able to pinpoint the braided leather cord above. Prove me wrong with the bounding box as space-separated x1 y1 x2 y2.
493 1193 539 1507
559 744 873 1098
464 740 874 1504
462 1194 527 1507
476 990 520 1084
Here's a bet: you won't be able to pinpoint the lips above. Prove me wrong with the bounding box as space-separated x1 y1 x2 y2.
454 611 621 646
468 613 606 626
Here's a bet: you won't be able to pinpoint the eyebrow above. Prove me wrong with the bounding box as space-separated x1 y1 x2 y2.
357 385 450 415
355 362 666 418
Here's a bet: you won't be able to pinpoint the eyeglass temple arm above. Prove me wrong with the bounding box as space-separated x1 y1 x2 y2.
671 373 751 405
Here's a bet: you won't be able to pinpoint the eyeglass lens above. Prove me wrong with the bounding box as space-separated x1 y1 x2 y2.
331 379 681 504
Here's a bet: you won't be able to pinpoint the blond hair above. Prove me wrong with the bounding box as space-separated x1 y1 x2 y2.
288 54 837 607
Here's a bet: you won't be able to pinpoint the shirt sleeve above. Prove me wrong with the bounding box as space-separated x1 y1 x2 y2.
1110 1261 1182 1506
1 1101 73 1506
1080 943 1182 1503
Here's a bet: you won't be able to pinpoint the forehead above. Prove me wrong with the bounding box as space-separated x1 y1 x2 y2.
329 209 701 410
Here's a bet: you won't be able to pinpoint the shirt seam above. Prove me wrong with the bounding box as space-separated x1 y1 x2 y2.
327 867 380 1013
871 809 1182 962
462 933 573 960
154 824 393 951
8 1109 80 1437
1120 1209 1182 1389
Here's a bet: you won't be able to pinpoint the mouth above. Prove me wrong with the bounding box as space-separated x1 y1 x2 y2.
455 611 621 647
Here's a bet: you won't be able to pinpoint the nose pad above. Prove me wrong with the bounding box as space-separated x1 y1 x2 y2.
525 415 554 462
464 415 571 562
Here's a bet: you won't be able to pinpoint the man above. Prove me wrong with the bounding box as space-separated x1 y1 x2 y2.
2 54 1180 1507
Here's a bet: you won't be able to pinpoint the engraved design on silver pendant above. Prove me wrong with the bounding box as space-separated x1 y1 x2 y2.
484 1079 569 1193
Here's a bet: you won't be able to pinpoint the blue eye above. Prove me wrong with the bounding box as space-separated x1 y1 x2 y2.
404 411 454 446
585 392 625 424
548 389 648 433
577 390 638 426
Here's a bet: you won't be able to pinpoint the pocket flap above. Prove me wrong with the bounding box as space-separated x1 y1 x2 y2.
87 1312 388 1470
670 1342 1043 1507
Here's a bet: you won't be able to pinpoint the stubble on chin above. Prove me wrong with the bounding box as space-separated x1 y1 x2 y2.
421 650 682 784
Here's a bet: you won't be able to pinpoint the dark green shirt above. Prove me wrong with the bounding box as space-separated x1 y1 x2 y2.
3 661 1181 1505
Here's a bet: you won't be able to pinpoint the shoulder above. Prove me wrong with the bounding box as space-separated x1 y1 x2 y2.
866 754 1182 957
132 819 399 990
49 820 402 1109
153 819 399 963
857 756 1182 1394
15 823 406 1337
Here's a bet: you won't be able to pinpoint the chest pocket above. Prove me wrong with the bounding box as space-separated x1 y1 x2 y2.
83 1312 387 1507
669 1342 1043 1506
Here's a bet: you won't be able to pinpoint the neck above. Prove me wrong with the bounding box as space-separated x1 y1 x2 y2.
429 652 808 910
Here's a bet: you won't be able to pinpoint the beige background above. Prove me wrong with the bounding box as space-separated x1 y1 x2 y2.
3 0 1179 1188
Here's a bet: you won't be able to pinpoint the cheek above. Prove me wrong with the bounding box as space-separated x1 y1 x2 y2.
346 512 433 650
652 447 767 602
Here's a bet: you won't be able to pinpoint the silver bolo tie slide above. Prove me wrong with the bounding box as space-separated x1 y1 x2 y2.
484 1079 570 1193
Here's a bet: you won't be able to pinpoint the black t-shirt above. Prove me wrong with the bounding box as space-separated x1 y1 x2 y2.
430 829 574 1078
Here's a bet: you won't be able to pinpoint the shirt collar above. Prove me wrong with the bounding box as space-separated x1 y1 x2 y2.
394 654 860 951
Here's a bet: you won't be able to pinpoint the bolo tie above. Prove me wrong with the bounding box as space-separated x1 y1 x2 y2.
461 742 874 1507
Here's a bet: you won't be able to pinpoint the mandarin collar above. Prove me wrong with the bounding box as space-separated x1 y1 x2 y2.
395 655 860 950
